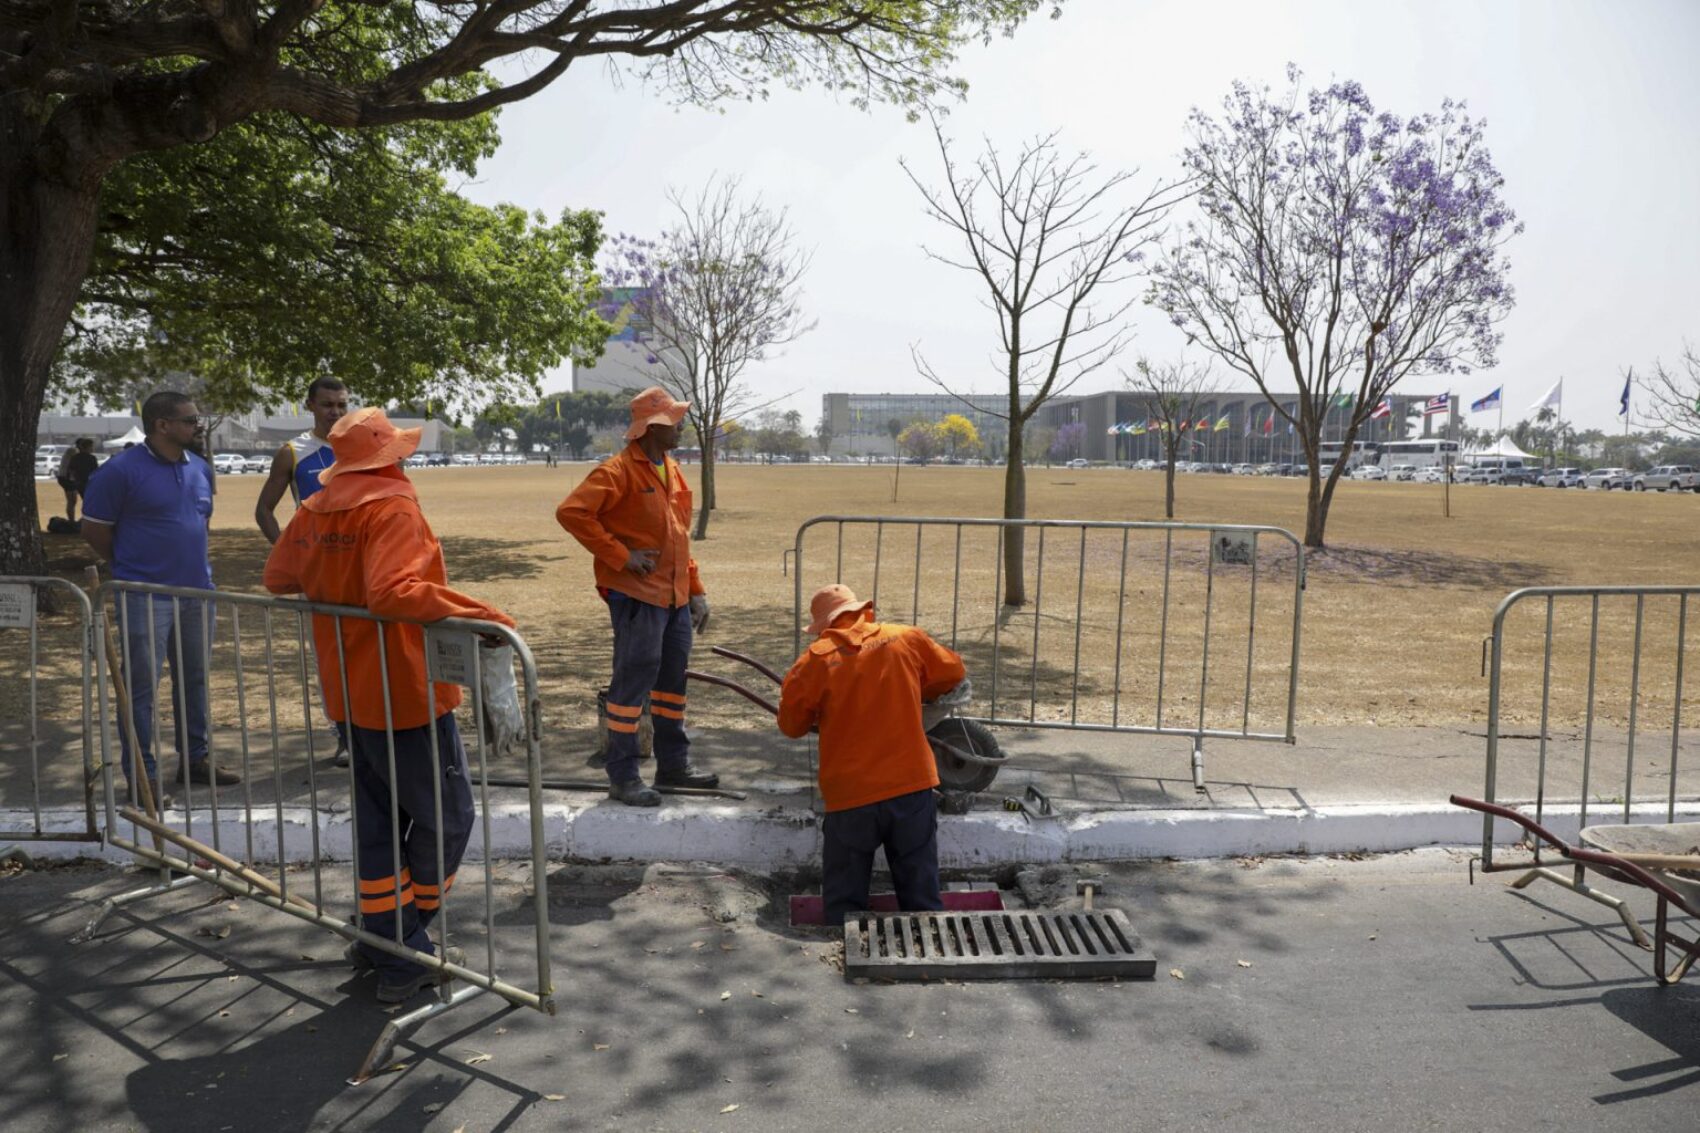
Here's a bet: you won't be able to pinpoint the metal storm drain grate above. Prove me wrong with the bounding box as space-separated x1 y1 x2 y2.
844 909 1155 981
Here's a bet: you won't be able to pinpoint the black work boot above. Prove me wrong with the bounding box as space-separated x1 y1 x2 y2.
608 779 662 807
653 764 719 790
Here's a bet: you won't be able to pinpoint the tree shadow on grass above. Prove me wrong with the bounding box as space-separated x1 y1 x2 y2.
1301 544 1554 591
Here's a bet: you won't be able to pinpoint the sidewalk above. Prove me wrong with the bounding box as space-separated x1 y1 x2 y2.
7 719 1699 866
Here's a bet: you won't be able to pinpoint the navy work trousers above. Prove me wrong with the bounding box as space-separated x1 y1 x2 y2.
821 788 943 927
603 591 692 786
349 711 474 979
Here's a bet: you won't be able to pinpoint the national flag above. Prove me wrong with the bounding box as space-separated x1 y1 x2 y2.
1333 392 1355 409
1528 378 1562 414
133 398 142 416
1262 411 1275 436
1196 417 1211 431
1469 387 1501 413
1130 422 1147 436
1214 414 1231 432
1619 372 1632 417
1284 403 1297 434
1422 393 1451 417
1105 425 1118 436
554 399 562 420
1370 397 1392 420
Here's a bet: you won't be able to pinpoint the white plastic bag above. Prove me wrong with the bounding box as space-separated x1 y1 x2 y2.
479 639 525 758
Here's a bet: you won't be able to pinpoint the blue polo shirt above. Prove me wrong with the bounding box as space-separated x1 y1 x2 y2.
81 441 215 589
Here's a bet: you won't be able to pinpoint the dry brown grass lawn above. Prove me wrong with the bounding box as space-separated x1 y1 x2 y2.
18 464 1700 735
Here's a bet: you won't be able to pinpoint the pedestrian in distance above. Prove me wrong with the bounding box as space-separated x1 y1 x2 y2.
61 438 100 521
255 376 352 765
556 386 718 806
778 584 966 927
263 407 512 1003
81 391 241 794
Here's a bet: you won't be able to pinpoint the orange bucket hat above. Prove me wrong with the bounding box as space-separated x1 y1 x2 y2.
624 386 690 442
806 583 874 636
318 407 422 483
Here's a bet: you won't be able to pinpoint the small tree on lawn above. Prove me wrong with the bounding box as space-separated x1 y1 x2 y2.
1150 66 1521 548
1642 344 1700 439
1126 356 1221 518
936 413 982 459
604 179 813 538
898 421 943 464
905 119 1182 604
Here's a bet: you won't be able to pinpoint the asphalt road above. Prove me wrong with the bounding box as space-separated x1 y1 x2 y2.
0 850 1694 1132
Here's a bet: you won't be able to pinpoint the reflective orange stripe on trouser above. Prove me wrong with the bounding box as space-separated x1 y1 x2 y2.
604 592 694 783
350 712 475 977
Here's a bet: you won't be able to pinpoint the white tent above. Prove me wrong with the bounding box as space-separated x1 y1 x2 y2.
103 425 145 450
1465 433 1537 460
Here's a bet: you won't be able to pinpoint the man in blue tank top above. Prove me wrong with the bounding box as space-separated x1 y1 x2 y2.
256 376 351 763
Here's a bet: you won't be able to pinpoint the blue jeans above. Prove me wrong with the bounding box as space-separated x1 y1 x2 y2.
114 591 212 783
603 592 692 785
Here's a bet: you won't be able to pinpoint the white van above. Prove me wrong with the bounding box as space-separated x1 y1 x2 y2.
1463 456 1532 485
35 444 70 478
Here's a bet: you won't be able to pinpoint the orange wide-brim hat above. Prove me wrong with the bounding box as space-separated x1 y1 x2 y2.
805 583 875 636
319 406 422 483
624 386 690 442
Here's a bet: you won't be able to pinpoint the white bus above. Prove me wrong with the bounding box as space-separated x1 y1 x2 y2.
1317 440 1382 469
1378 438 1460 470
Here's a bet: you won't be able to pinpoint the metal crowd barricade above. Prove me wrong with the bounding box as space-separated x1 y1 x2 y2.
0 576 100 860
75 580 553 1083
792 516 1305 787
1473 585 1700 946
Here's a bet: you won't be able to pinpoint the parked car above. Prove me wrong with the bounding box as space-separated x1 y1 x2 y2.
426 453 452 466
1584 467 1632 490
212 453 245 475
1065 458 1089 469
1538 467 1585 488
1352 465 1388 481
1633 465 1700 492
1417 466 1448 483
1388 464 1418 481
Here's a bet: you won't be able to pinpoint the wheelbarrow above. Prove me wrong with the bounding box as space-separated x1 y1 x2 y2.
688 646 1008 794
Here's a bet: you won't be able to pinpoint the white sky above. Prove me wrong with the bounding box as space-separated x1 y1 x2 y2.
461 0 1700 433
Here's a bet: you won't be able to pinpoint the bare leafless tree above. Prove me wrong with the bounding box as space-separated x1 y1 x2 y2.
903 119 1183 605
1124 357 1222 519
1641 344 1700 439
606 179 813 538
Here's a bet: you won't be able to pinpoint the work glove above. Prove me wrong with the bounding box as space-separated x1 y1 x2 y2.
689 594 711 635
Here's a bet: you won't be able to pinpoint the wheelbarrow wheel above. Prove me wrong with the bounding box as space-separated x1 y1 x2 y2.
927 718 1002 795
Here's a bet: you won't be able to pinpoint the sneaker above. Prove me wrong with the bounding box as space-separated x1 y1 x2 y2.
375 945 466 1004
653 764 719 790
174 761 241 786
332 741 350 769
608 779 662 807
345 940 375 973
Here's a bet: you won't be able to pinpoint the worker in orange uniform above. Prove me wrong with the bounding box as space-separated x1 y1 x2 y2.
556 387 717 806
263 408 515 1003
778 584 966 926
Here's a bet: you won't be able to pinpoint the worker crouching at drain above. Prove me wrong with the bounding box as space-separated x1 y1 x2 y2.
778 584 967 927
263 408 515 1003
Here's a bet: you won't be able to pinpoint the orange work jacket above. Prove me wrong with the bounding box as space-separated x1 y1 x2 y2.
262 467 514 731
777 611 966 812
555 442 704 608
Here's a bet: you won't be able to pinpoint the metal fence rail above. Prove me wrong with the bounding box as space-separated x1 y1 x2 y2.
1475 585 1700 945
76 580 553 1082
0 576 100 857
792 516 1305 786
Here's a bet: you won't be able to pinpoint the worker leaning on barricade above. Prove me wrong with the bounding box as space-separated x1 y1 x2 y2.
263 407 514 1004
778 585 966 927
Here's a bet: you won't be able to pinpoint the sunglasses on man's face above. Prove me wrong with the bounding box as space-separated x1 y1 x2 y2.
168 415 203 426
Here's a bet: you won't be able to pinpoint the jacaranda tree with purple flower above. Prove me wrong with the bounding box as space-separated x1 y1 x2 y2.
604 179 813 539
1150 66 1522 548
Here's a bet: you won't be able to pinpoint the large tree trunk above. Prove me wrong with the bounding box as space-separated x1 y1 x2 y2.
1 115 105 576
1002 418 1026 607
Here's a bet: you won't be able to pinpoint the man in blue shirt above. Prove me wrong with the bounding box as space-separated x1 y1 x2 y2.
83 391 240 790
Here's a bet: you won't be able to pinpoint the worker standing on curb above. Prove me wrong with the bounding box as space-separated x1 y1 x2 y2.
263 407 513 1003
778 584 966 927
556 387 718 807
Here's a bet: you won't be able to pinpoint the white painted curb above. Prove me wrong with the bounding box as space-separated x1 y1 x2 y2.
8 799 1697 868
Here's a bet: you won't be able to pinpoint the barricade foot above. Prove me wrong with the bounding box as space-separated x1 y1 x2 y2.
0 845 34 870
70 870 199 943
349 984 484 1085
1191 742 1206 793
1510 865 1653 950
